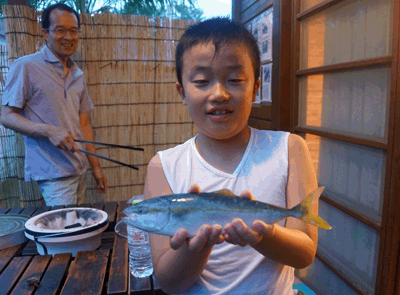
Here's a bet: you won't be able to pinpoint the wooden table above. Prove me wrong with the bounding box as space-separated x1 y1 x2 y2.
0 201 167 295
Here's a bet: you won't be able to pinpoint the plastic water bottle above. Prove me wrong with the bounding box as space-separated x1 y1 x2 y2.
127 196 153 278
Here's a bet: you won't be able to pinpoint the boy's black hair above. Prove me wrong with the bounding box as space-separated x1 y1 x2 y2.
175 17 260 86
42 3 80 29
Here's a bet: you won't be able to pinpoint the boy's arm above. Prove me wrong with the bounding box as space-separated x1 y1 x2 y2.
145 154 223 294
224 133 318 269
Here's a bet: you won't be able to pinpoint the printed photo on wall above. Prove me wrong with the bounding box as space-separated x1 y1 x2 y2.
252 8 273 62
262 63 272 102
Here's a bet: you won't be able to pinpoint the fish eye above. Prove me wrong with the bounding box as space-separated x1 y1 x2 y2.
136 207 148 215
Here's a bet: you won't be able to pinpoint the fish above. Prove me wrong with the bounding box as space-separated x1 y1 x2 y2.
121 187 332 237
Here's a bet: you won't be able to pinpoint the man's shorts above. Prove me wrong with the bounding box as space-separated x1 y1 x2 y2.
37 174 87 206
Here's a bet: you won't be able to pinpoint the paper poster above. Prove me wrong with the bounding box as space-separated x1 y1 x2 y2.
252 8 273 62
262 63 272 102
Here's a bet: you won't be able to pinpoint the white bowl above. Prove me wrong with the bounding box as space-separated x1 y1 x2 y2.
25 207 109 256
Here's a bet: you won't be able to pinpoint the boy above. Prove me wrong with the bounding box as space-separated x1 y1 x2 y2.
144 17 318 294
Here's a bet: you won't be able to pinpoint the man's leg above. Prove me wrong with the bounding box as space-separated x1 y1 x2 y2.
37 175 83 206
76 173 87 205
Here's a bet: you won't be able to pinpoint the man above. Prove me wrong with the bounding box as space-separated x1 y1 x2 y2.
1 3 107 205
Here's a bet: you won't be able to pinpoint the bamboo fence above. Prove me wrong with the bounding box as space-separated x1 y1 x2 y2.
0 5 197 207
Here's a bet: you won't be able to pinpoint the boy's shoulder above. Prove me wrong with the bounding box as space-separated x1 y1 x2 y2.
251 127 285 134
157 136 195 158
251 127 290 141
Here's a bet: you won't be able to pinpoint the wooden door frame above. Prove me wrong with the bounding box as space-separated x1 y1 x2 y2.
271 0 292 132
377 0 400 293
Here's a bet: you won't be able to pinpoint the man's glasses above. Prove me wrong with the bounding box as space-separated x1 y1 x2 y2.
47 27 80 37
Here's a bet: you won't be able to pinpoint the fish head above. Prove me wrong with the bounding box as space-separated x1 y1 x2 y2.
122 197 170 233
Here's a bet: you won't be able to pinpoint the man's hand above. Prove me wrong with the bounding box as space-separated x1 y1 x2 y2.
47 126 79 152
92 166 107 193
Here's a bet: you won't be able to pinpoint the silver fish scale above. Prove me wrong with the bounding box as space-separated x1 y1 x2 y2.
168 193 285 212
129 193 298 237
121 187 330 237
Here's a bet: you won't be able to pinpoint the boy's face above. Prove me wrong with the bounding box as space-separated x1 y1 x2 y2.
176 42 260 141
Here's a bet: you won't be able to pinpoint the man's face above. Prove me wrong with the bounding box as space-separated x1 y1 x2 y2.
42 9 79 62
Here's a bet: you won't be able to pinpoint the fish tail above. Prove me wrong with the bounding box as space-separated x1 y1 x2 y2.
292 187 332 230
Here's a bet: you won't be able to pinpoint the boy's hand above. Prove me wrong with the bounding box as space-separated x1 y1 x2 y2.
224 190 273 247
169 184 224 252
170 224 224 252
224 219 260 247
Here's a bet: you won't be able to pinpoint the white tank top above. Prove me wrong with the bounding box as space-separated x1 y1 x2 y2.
158 128 294 295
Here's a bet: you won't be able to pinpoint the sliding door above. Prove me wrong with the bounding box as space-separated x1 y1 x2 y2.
292 0 400 294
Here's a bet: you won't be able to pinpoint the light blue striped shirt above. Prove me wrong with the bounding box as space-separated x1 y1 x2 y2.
2 45 94 181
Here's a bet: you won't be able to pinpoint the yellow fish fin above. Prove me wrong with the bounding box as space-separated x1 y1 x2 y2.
294 187 332 230
215 189 237 197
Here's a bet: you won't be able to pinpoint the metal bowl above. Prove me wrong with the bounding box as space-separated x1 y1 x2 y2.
0 214 30 250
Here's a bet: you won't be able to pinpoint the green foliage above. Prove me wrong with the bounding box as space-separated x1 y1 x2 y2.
118 0 168 16
61 0 124 13
0 0 8 15
29 0 120 13
170 1 204 20
0 0 203 19
118 0 204 20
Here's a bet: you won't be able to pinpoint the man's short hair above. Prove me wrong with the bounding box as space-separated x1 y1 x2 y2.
175 17 260 86
42 3 80 29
